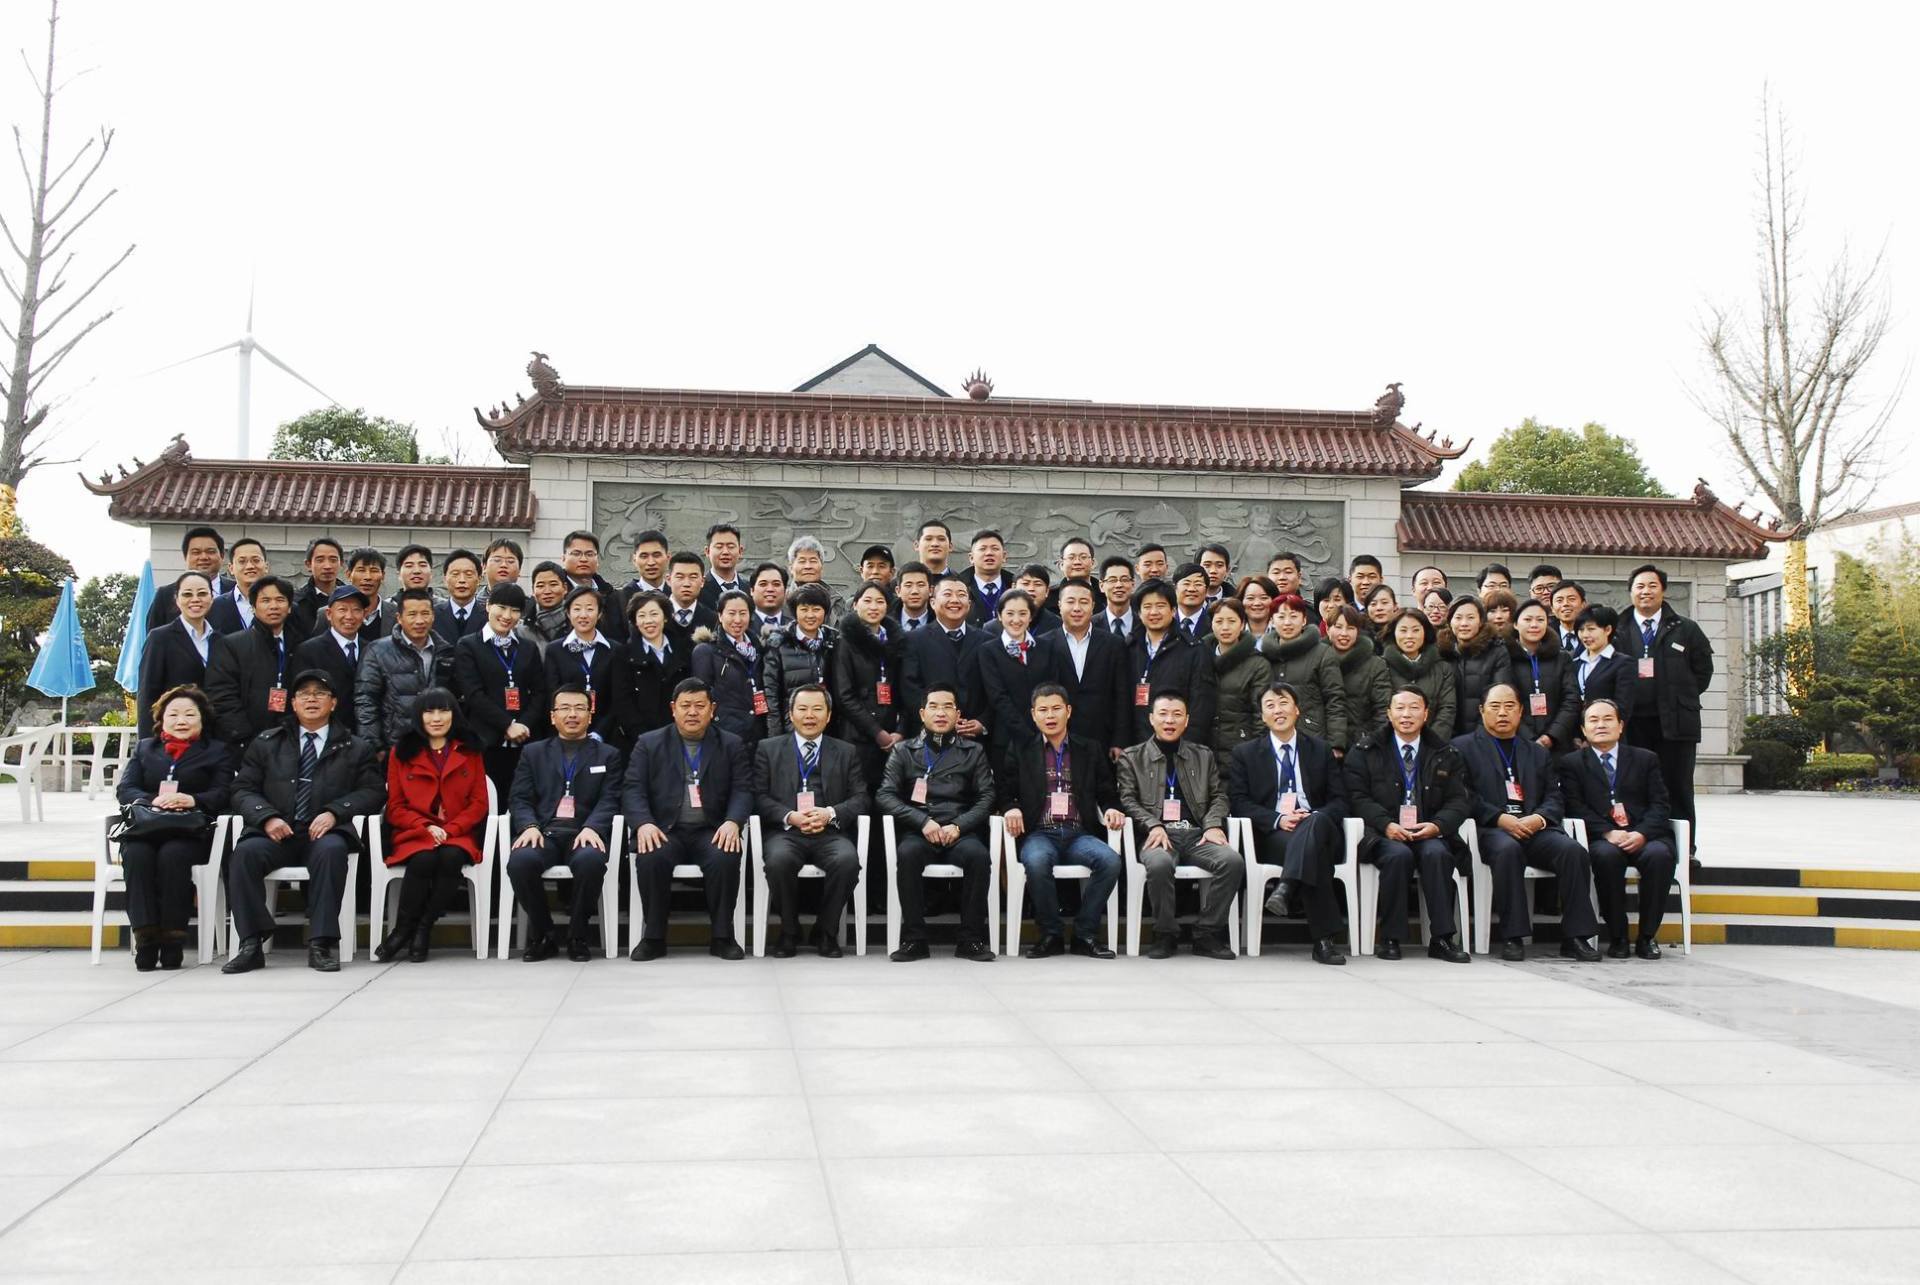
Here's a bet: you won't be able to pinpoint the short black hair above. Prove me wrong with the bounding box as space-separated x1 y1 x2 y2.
1017 563 1052 585
550 683 591 709
304 536 343 561
1197 542 1231 563
249 575 295 605
715 589 751 614
626 590 671 624
561 584 604 614
172 570 214 595
1099 555 1135 577
669 550 706 573
1055 576 1097 600
1136 543 1167 559
396 543 433 567
1132 579 1176 611
750 560 788 587
917 519 952 540
786 681 833 711
529 559 567 584
181 526 225 556
705 522 742 542
487 583 528 611
1313 576 1355 606
897 560 932 582
346 547 386 571
1628 563 1668 588
1059 536 1094 557
1268 550 1302 571
1390 683 1430 707
1390 609 1436 649
788 583 833 612
230 537 265 559
1477 562 1512 584
442 548 481 573
1348 553 1383 574
1582 697 1624 718
1574 604 1618 632
632 529 669 551
1527 563 1562 582
671 677 712 701
1410 564 1446 587
970 528 1005 547
920 682 958 707
997 588 1036 617
1550 579 1587 601
395 587 436 609
484 537 524 563
563 529 600 551
1148 689 1189 712
1030 681 1071 707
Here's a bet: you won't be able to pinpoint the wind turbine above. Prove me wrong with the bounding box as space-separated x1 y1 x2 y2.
148 285 342 458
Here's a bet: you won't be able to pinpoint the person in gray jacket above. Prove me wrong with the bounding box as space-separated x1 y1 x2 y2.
1116 690 1244 960
354 588 456 752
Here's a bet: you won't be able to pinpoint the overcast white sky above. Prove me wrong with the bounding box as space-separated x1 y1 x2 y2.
3 1 1914 579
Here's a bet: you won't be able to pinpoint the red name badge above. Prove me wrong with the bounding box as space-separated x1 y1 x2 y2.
911 776 929 805
1638 656 1656 679
1611 801 1629 826
1161 798 1182 823
1506 779 1524 802
156 779 179 799
875 682 893 707
504 686 521 712
1399 804 1420 829
752 690 769 716
1529 692 1549 718
1135 683 1150 706
267 687 287 713
588 690 598 715
1279 791 1296 814
687 783 704 810
555 794 576 820
1049 790 1071 820
796 790 815 813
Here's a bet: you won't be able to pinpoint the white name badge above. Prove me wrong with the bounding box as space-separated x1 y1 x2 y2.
156 779 179 799
1637 656 1656 679
1529 692 1549 718
1279 791 1296 814
796 790 815 813
1049 790 1071 820
687 783 704 810
911 777 929 805
1161 798 1182 823
555 795 576 820
1398 804 1420 829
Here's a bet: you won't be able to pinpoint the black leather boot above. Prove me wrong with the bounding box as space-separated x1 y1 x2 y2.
408 918 434 963
374 916 419 963
132 927 160 972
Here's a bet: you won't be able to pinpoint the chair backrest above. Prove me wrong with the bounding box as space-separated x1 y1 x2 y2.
0 725 53 774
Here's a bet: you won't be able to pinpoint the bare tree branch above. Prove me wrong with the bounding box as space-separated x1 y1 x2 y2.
31 240 127 342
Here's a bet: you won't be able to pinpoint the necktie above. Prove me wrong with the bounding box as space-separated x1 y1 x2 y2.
801 740 819 779
295 731 317 824
1183 618 1197 638
1563 631 1577 652
1602 751 1616 791
344 641 357 667
1641 619 1656 649
456 607 468 624
907 616 923 632
948 629 964 641
677 610 692 627
1401 744 1416 777
1279 743 1295 792
761 614 780 630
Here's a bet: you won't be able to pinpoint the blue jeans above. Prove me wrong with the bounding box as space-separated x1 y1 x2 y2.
1018 829 1121 937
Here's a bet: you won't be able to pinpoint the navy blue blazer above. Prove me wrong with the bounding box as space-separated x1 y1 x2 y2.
508 735 623 842
1449 727 1567 830
1228 730 1349 835
1570 649 1636 725
620 724 752 832
1558 742 1673 846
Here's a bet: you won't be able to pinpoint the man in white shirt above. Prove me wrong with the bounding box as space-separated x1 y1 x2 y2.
1096 557 1137 640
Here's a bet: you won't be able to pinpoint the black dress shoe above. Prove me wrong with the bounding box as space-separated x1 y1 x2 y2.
710 938 746 961
771 937 798 959
1023 933 1065 959
812 932 844 959
890 939 931 962
133 941 160 972
1146 934 1178 960
1191 933 1236 961
630 938 666 961
221 936 265 974
523 937 559 962
1560 936 1602 963
1373 938 1402 961
955 938 996 962
1607 937 1632 959
1635 937 1662 960
1426 934 1471 964
1501 938 1528 962
1069 935 1116 959
567 939 593 962
1264 879 1294 918
307 941 340 972
1312 937 1348 965
407 921 433 964
158 943 184 971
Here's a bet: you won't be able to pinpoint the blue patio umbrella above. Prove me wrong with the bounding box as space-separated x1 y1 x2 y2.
113 562 157 693
26 578 94 724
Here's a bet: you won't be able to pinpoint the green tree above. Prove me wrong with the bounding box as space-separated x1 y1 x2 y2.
1453 419 1669 497
76 571 137 675
270 407 425 463
0 533 74 724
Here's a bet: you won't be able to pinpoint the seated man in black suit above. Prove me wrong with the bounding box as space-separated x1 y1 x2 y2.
1228 681 1351 965
623 677 752 961
751 683 868 957
506 685 624 961
1561 697 1679 959
1343 685 1472 962
223 670 385 974
1452 683 1600 962
1001 682 1125 959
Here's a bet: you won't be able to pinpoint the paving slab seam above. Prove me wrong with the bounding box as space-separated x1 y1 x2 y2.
762 958 858 1284
388 960 587 1281
0 958 401 1244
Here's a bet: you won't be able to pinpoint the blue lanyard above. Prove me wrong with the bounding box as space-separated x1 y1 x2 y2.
1396 745 1419 802
273 634 285 684
682 740 705 783
1492 736 1517 781
577 645 595 689
559 744 581 795
1275 742 1296 792
1527 652 1541 691
1163 760 1179 799
1049 744 1071 789
1600 750 1618 794
921 742 951 777
494 641 517 682
794 740 816 789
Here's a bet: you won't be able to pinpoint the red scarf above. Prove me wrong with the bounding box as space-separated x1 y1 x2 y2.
160 733 195 761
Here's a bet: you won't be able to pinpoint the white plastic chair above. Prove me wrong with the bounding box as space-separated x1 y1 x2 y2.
998 815 1121 957
1461 817 1606 955
72 726 139 800
1349 816 1470 956
881 814 1001 955
1567 816 1691 955
499 816 624 959
1230 814 1363 957
225 814 368 962
92 814 236 965
623 816 751 954
0 724 53 822
1119 820 1241 956
748 813 870 956
368 779 500 960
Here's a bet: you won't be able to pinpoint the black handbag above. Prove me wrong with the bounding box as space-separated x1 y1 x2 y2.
108 801 212 843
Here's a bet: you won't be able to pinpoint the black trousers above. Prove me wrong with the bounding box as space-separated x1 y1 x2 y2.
894 831 990 944
762 828 860 943
506 835 609 943
1626 719 1698 853
1365 836 1458 941
1590 838 1678 942
1479 825 1597 940
1253 811 1346 941
395 845 472 922
121 834 213 936
228 831 354 943
633 827 741 944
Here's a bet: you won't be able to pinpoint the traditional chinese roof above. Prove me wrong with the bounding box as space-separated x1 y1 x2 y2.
1397 482 1797 561
474 358 1465 480
81 444 535 530
793 343 951 397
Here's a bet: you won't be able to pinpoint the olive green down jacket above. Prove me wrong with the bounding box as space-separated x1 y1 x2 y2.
1257 628 1348 747
1332 632 1393 749
1209 633 1273 759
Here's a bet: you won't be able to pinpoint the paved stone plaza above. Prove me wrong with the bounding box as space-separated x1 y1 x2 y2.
3 930 1920 1282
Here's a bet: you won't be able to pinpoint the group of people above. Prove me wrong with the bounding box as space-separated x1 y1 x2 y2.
116 519 1711 971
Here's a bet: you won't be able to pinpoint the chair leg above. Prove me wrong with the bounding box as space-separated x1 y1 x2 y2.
1245 868 1267 958
1005 862 1025 957
1472 855 1494 955
752 856 769 957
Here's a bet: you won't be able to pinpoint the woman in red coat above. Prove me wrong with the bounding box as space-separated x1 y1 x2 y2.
375 687 490 963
